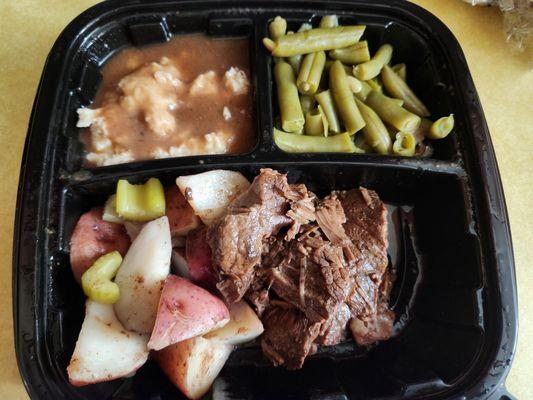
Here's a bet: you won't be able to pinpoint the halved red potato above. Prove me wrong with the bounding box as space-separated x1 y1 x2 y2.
185 227 216 287
204 301 264 345
155 336 233 400
148 275 229 351
67 300 149 386
165 185 200 236
70 207 130 283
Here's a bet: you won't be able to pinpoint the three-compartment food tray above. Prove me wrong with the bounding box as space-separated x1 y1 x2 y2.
12 0 517 399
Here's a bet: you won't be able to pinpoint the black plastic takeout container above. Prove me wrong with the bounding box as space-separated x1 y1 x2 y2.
12 0 518 399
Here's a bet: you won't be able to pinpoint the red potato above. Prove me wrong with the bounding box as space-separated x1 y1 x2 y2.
147 275 230 351
155 336 233 400
165 185 200 237
67 300 149 386
176 170 250 226
70 207 130 283
185 227 217 287
204 301 264 345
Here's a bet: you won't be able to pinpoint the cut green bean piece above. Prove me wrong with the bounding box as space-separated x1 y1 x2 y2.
267 26 366 57
365 90 421 133
355 80 372 101
353 44 393 80
346 75 363 93
315 89 341 134
319 15 339 28
355 98 392 154
269 16 287 40
286 24 313 74
330 60 366 135
367 77 382 92
392 131 416 156
275 61 305 133
82 251 122 304
300 95 316 115
381 65 430 117
354 133 372 153
305 106 329 136
297 51 326 95
392 63 406 81
427 114 454 139
326 60 352 74
274 128 357 153
329 41 370 64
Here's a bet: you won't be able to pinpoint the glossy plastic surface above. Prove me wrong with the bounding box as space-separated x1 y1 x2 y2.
12 1 517 399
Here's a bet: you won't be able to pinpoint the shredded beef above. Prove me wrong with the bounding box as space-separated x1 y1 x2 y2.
261 304 322 370
209 170 394 369
208 169 315 303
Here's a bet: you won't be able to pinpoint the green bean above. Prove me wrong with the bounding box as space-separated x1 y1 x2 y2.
287 24 313 75
275 61 305 133
319 15 339 28
353 44 393 80
274 128 358 153
392 63 406 81
326 60 352 75
265 26 366 57
366 77 382 92
392 131 416 156
381 65 430 117
346 75 362 93
329 41 370 64
269 16 287 40
354 133 372 153
329 61 365 135
355 98 392 154
300 94 316 115
305 106 329 136
297 51 326 95
354 80 372 101
427 114 454 139
365 90 421 133
315 90 341 134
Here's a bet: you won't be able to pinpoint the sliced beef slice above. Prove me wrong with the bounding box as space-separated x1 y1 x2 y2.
265 228 351 323
208 168 315 303
336 188 390 318
261 304 321 370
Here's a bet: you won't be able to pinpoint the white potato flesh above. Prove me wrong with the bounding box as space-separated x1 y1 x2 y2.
156 336 233 400
147 275 229 351
175 170 250 226
114 216 171 333
67 300 149 386
204 301 264 345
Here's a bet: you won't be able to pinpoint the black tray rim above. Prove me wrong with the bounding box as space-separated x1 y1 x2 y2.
12 1 518 399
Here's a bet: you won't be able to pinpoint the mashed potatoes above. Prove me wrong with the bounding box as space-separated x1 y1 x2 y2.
78 36 253 167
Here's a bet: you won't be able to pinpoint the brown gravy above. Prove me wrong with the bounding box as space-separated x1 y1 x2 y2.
81 35 254 166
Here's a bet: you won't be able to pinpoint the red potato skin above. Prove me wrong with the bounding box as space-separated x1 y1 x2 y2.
147 275 230 351
166 185 199 237
154 341 190 395
69 207 130 283
185 227 217 288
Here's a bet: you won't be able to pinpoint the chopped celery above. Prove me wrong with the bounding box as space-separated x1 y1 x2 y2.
116 177 165 222
81 251 123 304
